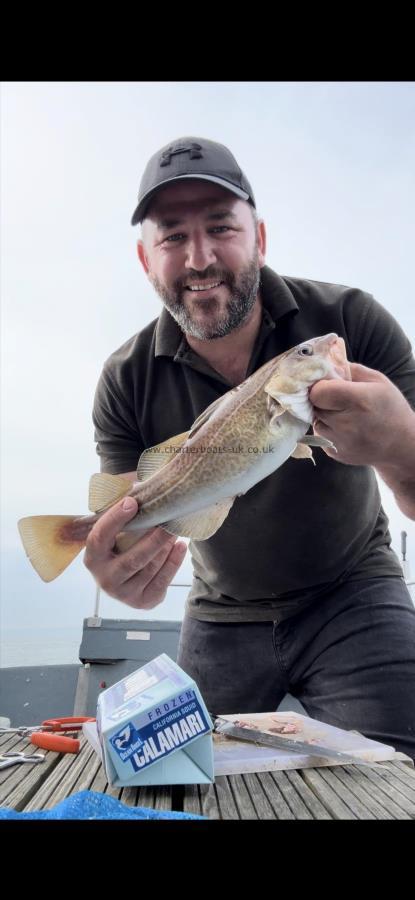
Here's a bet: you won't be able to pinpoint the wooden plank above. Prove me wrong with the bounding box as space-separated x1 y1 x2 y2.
214 776 240 820
0 743 62 811
353 766 415 818
326 766 394 819
182 784 202 816
241 773 278 819
285 770 332 819
316 767 377 819
117 785 174 812
89 764 119 797
341 766 412 819
386 762 415 791
224 774 257 819
199 781 221 819
368 766 415 807
255 772 296 820
152 786 174 811
302 769 357 819
268 770 314 819
0 736 39 790
119 786 142 807
23 743 97 810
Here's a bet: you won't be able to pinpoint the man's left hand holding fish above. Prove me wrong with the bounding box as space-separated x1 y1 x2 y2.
310 363 415 520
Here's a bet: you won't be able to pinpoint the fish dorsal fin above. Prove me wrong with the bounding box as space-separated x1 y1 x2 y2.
290 443 316 465
88 474 132 513
264 374 313 423
188 394 228 438
136 431 190 482
162 496 236 540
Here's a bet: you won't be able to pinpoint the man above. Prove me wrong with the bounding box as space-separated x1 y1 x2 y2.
86 137 415 757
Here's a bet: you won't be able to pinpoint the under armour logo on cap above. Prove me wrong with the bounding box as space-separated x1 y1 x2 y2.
160 142 203 167
131 136 256 225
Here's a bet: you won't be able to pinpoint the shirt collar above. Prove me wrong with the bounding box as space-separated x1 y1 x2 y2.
154 265 299 358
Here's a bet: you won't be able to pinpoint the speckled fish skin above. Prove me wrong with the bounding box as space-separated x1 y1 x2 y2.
106 332 349 532
17 333 350 581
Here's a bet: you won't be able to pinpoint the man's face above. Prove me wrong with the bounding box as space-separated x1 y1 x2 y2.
137 180 266 340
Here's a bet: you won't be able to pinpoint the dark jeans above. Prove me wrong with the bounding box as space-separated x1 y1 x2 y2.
177 577 415 759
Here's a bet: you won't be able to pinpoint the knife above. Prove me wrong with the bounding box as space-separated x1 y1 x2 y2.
213 716 375 767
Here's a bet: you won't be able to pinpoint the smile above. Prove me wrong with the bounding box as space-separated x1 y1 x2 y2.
185 281 223 292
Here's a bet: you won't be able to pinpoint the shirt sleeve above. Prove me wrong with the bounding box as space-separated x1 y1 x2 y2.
344 292 415 410
92 366 144 474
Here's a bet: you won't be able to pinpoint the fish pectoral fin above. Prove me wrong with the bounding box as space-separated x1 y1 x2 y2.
290 444 316 465
264 378 313 424
162 496 236 540
18 515 86 582
298 435 338 452
88 474 132 513
136 431 190 481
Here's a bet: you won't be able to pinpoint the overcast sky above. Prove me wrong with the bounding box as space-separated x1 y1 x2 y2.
1 81 414 657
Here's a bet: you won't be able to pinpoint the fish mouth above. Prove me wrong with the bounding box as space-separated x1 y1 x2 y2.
314 334 351 380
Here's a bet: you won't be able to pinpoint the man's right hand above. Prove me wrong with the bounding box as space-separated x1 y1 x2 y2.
83 496 188 610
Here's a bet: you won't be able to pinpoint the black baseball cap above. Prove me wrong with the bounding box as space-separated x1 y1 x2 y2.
131 136 256 225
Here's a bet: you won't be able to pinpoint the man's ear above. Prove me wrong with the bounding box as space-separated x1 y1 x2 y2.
137 240 150 274
257 219 266 267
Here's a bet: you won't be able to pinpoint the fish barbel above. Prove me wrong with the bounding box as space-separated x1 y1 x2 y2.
18 333 350 581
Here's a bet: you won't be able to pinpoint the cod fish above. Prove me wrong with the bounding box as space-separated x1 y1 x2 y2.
18 333 350 582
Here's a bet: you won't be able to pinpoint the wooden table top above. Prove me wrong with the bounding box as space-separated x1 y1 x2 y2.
1 731 415 820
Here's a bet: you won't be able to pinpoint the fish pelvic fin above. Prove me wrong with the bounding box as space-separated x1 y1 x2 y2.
114 529 151 554
290 444 316 465
162 496 236 540
137 431 190 482
88 473 132 513
298 434 338 452
17 515 87 582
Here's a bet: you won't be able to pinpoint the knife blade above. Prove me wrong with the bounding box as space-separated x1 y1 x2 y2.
213 717 373 766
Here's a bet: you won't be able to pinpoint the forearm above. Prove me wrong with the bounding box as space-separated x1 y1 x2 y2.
376 413 415 520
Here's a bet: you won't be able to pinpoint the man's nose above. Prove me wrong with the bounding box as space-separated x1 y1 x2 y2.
184 235 216 271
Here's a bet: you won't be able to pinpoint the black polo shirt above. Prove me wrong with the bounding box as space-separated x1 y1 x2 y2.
93 265 415 622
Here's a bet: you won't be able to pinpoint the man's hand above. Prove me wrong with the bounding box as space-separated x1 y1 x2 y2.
83 496 187 609
309 363 415 467
309 362 415 519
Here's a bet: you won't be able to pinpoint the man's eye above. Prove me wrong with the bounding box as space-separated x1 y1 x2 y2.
210 226 230 234
165 233 185 242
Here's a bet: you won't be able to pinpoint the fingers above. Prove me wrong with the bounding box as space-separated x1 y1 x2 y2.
310 364 388 411
84 494 188 610
84 496 139 562
349 363 389 384
122 541 188 610
113 528 178 585
310 377 365 411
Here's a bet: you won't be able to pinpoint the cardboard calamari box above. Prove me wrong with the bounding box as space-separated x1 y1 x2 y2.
93 653 214 786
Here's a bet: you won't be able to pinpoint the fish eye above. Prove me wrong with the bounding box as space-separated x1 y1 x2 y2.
298 345 313 356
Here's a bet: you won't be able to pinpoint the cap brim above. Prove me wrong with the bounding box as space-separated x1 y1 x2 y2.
131 174 250 225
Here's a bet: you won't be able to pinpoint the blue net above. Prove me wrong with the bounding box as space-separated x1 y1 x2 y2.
0 789 205 820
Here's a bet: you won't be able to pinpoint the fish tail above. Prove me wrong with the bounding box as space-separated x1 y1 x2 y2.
18 515 89 582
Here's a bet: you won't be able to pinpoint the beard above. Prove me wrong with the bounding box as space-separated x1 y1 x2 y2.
150 248 261 340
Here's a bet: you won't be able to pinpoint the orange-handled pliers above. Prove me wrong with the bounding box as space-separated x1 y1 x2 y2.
0 717 96 754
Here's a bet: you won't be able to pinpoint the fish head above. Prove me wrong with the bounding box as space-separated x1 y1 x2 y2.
264 334 351 423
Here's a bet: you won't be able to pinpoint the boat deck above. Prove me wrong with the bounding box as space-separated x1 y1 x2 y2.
1 731 415 819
